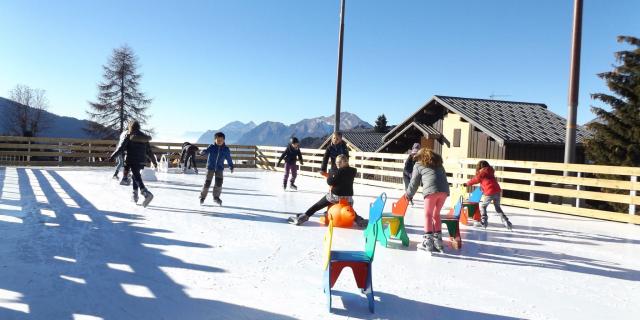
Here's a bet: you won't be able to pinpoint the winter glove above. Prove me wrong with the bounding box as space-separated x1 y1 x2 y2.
321 171 329 178
462 183 467 187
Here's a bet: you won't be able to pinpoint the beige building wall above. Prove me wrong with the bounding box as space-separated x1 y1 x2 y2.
440 113 471 162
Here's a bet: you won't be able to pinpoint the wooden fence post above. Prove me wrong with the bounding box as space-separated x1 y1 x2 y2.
58 142 63 163
631 175 637 215
576 172 582 208
529 168 536 209
27 139 31 163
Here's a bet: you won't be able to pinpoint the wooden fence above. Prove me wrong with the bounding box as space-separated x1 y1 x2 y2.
0 136 638 224
0 136 256 168
256 145 640 224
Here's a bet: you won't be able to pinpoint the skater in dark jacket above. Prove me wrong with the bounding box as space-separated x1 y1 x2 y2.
277 137 303 190
289 155 367 227
199 132 234 206
320 132 349 176
464 160 512 230
180 142 200 173
113 129 131 182
110 121 158 207
402 143 420 205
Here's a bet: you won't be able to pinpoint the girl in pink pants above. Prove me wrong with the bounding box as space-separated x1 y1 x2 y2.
405 148 450 253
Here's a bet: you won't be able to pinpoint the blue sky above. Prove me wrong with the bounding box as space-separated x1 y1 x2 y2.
1 0 638 141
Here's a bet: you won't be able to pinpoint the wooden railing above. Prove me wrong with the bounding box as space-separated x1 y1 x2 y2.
0 136 638 224
0 136 256 168
256 145 640 224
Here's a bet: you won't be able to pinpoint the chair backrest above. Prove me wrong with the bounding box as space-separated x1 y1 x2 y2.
364 219 378 260
365 192 386 261
368 192 386 224
452 197 463 219
391 194 410 216
322 219 334 271
469 187 483 202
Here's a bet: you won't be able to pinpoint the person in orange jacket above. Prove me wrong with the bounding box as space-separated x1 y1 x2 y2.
464 160 512 230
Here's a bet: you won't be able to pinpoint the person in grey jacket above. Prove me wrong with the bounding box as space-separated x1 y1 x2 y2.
405 148 450 253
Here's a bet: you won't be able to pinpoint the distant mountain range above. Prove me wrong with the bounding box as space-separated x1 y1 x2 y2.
0 97 114 139
197 112 372 146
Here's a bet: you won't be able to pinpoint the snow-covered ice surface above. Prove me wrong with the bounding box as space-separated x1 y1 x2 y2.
0 166 639 320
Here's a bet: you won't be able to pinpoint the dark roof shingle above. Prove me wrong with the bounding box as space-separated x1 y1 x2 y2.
434 96 591 144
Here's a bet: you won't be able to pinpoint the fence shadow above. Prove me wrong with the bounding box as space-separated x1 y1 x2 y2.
0 167 295 320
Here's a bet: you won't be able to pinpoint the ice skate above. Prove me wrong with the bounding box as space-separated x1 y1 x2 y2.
120 176 131 186
132 190 139 204
288 214 309 226
141 189 154 207
433 232 444 253
213 197 222 206
501 216 513 231
480 214 488 229
289 183 297 191
419 233 436 253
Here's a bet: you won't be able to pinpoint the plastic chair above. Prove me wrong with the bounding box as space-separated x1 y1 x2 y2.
462 187 483 224
380 195 410 247
365 193 389 247
323 192 386 313
441 196 464 249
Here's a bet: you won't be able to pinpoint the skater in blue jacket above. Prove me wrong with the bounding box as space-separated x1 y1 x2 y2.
199 132 234 206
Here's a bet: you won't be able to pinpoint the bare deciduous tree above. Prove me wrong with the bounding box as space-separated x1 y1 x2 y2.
6 84 50 137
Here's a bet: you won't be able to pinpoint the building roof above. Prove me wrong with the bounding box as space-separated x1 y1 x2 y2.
382 95 592 147
376 122 441 152
320 130 386 152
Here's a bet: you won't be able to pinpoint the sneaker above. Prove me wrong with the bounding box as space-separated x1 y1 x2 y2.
290 183 297 191
132 190 139 203
501 216 513 231
419 233 435 252
120 177 131 186
141 189 154 207
288 214 309 226
199 197 204 206
354 215 368 228
213 197 222 206
433 232 444 252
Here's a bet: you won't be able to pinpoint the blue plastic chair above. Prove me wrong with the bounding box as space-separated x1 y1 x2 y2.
323 192 386 313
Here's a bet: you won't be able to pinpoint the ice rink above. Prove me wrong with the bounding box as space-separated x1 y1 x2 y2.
0 166 639 319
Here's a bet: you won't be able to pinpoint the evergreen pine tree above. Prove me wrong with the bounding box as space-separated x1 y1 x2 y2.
585 36 640 167
374 114 388 133
86 45 152 138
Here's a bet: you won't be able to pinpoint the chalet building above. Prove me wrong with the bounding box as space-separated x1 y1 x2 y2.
376 95 591 163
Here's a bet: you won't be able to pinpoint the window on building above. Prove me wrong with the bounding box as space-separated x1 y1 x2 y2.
453 129 461 147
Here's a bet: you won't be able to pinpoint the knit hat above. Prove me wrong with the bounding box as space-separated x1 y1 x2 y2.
410 143 420 155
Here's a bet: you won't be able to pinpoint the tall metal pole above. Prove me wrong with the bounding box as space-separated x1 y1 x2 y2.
334 0 346 133
564 0 583 164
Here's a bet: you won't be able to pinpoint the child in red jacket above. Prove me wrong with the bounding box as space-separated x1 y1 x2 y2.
464 160 512 230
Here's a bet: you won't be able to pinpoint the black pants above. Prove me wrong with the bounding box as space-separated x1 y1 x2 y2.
304 197 332 217
130 165 146 191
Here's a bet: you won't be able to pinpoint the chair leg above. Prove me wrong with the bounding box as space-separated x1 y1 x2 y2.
376 221 388 247
366 264 375 313
324 267 332 312
398 219 410 247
